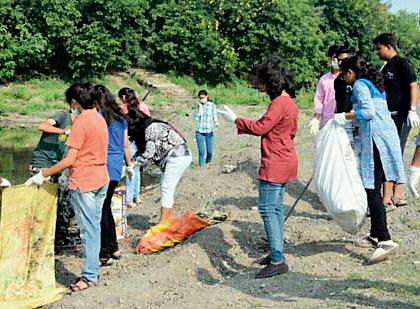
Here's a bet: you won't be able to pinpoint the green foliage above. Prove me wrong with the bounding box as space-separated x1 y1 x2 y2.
385 11 420 76
315 0 390 62
150 0 238 84
0 0 419 90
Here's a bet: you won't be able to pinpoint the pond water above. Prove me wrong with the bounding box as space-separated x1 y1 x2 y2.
0 147 159 187
0 147 33 185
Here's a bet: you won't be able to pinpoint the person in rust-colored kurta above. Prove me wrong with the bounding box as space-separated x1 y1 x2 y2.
218 56 298 279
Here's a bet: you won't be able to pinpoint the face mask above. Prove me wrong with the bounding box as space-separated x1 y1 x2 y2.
331 60 340 70
71 108 80 115
199 98 208 104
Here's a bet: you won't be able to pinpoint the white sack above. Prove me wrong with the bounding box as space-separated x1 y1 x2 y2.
313 120 367 234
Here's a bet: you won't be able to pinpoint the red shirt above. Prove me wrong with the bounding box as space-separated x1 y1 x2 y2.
235 95 298 183
66 109 109 192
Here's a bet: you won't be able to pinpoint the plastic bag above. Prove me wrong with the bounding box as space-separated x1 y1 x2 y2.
137 211 210 254
313 121 367 234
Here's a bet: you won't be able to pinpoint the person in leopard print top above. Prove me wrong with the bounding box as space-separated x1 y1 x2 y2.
127 108 192 223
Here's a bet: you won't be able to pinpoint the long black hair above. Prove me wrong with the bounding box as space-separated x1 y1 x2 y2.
340 55 384 91
126 107 185 155
249 55 297 100
94 84 125 126
118 87 142 109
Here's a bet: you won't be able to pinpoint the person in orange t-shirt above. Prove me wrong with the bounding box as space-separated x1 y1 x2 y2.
25 82 109 294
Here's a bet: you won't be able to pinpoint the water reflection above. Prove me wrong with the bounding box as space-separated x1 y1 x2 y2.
0 148 32 185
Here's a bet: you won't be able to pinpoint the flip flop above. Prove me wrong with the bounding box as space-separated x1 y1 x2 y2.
99 257 114 267
392 197 407 207
384 201 397 212
67 277 97 295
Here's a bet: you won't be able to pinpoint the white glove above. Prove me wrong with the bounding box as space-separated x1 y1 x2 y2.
25 171 47 186
0 178 11 188
407 110 420 128
333 113 347 126
408 166 420 199
125 165 134 179
217 105 237 122
308 118 320 136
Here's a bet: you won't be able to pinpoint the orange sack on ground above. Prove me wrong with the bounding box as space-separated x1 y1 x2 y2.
136 211 210 254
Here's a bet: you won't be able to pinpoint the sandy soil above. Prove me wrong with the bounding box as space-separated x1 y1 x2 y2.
47 104 420 308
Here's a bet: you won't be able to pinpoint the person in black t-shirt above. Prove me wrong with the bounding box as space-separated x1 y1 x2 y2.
374 33 419 151
334 45 357 113
373 32 419 207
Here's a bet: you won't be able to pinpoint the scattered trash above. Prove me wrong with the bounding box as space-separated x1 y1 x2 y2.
137 211 210 254
222 164 237 174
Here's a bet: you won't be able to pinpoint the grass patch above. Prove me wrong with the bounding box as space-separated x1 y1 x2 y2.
0 128 40 149
167 73 315 110
167 74 268 106
0 79 68 117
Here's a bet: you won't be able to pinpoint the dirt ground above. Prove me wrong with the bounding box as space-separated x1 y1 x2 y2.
47 104 419 308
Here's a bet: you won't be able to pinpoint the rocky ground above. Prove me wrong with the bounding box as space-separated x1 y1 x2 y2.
46 100 419 308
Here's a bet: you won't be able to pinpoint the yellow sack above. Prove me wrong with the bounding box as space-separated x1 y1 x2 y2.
0 183 65 309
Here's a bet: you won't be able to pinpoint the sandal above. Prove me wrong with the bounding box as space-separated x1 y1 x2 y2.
384 201 397 213
392 197 407 208
99 257 114 267
67 277 97 294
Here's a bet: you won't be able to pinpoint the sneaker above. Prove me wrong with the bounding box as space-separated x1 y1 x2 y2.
357 235 378 248
369 240 398 264
254 255 270 266
255 262 289 279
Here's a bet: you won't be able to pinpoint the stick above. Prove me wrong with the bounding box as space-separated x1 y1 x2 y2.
284 177 313 223
142 90 151 101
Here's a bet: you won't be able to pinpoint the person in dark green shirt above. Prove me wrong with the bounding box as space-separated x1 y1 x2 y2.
30 110 74 171
29 83 81 250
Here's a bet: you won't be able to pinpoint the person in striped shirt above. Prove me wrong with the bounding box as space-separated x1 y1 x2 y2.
192 90 219 167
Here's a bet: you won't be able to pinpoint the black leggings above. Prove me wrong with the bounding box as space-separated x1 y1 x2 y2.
365 143 391 242
100 180 119 259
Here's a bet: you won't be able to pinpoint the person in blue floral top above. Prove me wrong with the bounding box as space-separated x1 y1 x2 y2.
192 90 219 167
334 55 404 264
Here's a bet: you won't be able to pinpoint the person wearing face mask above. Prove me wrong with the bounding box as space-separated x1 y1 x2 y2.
308 45 339 135
29 83 81 174
192 89 219 167
28 82 82 249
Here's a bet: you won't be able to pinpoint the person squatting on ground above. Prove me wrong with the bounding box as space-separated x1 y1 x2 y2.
337 56 405 264
192 89 219 166
308 45 340 135
126 108 191 224
119 87 151 208
29 84 79 248
218 56 298 279
95 85 132 267
373 33 419 208
25 82 109 293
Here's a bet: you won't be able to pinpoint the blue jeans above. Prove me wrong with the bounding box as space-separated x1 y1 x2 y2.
258 180 286 263
70 184 108 283
126 140 140 203
195 131 214 166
